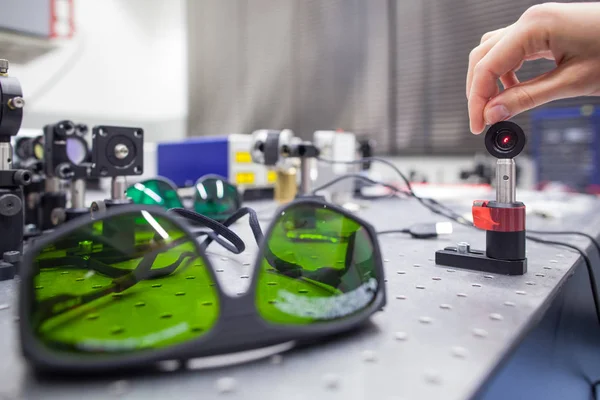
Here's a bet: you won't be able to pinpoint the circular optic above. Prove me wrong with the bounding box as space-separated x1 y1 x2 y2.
106 135 136 168
31 136 45 161
15 138 32 159
66 137 89 165
114 143 130 160
484 121 527 159
494 130 517 151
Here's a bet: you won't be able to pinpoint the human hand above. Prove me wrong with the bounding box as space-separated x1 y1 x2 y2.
466 2 600 134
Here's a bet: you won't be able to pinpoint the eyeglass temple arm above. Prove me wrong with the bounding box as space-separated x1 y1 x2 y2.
169 208 248 253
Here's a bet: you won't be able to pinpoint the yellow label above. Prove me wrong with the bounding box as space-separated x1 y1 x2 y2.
235 151 252 163
235 172 255 184
267 170 277 183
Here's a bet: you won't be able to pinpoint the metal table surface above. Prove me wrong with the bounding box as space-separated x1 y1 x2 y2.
1 195 599 400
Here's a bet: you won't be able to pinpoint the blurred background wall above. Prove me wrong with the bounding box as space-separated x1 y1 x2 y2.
186 0 600 157
2 0 599 187
4 0 188 143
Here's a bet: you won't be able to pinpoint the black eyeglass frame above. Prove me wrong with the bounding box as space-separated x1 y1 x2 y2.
19 199 386 373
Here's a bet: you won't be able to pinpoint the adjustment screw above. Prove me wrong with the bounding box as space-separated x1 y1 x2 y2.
0 59 8 74
7 97 24 110
0 194 22 217
457 242 471 254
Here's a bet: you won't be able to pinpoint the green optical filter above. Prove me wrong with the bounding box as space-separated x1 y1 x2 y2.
127 176 241 221
256 203 379 325
126 178 183 209
30 210 218 354
193 176 241 222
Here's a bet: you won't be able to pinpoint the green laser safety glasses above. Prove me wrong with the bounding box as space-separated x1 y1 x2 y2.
19 200 386 373
126 175 241 221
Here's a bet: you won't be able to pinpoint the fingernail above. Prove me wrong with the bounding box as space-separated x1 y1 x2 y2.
485 105 510 125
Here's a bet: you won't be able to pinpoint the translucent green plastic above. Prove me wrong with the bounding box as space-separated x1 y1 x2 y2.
126 179 183 209
31 211 219 354
255 203 378 325
193 177 241 221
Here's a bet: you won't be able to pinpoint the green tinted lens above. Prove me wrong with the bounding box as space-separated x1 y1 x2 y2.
193 177 240 221
256 203 379 325
30 210 219 354
126 179 183 209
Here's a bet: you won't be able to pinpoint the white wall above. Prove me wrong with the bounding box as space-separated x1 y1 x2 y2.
9 0 188 142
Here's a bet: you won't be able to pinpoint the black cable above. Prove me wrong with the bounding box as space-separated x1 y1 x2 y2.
318 156 413 193
528 230 600 256
318 157 473 226
526 235 600 326
378 229 410 236
311 173 410 197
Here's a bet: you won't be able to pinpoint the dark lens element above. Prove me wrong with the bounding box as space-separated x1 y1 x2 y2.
126 179 184 209
30 210 218 354
494 130 517 151
256 203 379 325
194 176 241 221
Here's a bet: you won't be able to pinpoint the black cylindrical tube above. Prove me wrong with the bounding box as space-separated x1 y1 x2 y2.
486 230 526 261
0 188 24 257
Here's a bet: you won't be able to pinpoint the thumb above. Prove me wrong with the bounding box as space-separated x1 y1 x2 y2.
484 64 578 125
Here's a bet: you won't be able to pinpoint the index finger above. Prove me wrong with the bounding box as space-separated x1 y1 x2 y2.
468 21 552 133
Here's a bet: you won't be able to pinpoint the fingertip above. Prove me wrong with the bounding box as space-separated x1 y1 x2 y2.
469 122 483 135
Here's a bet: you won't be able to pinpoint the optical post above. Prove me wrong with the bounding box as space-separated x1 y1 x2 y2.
435 122 528 275
90 126 144 214
250 129 320 197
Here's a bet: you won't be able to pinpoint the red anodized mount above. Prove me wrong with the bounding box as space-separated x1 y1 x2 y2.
472 200 526 232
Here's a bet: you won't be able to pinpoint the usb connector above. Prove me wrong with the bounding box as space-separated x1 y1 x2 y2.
407 222 453 238
378 222 453 239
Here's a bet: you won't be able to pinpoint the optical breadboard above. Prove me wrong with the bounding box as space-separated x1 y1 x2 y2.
2 195 600 400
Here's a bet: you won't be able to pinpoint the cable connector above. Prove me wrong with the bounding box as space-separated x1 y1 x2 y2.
378 222 453 239
407 222 453 238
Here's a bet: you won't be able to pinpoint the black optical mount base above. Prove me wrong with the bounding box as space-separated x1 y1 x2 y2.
435 247 527 276
0 169 30 259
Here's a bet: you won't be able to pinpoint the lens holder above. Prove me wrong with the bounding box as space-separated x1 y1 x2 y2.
484 121 526 159
91 126 144 177
436 121 529 276
43 121 92 180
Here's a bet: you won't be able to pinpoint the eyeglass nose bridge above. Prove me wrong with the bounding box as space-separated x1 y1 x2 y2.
217 287 260 317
